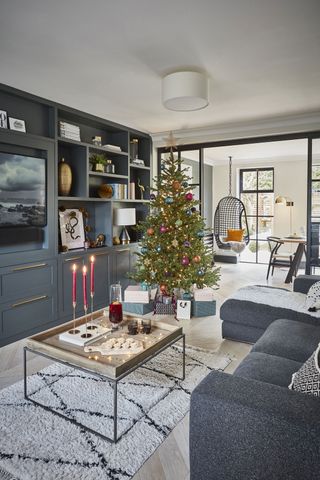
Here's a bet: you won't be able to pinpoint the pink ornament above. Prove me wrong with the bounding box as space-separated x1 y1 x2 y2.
160 225 167 233
185 193 193 201
181 255 190 266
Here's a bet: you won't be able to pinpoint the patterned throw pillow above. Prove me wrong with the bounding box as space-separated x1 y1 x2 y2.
305 281 320 312
289 344 320 397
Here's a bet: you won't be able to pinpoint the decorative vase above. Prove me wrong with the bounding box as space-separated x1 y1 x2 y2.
58 157 72 196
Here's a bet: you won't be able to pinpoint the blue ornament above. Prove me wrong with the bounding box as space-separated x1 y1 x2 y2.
160 164 165 170
150 193 156 201
183 240 191 248
197 230 205 238
182 181 188 188
182 292 192 300
165 197 174 205
141 246 148 254
156 245 162 253
197 269 205 276
141 282 148 291
185 209 192 216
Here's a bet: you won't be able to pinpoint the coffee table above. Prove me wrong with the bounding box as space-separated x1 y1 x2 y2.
24 309 185 443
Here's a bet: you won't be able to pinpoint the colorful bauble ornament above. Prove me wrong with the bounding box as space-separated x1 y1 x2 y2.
197 230 205 238
181 255 190 266
150 193 156 201
182 181 188 188
165 271 172 277
183 240 191 248
172 180 181 190
192 255 201 263
141 246 148 254
185 209 192 216
156 245 162 253
185 193 193 201
141 282 148 291
172 238 179 247
160 164 165 170
165 197 174 204
160 284 167 293
197 269 205 276
160 225 167 233
175 219 182 227
191 207 197 213
147 227 154 236
151 271 156 278
183 292 192 300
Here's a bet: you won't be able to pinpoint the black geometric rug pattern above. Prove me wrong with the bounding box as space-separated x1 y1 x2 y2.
0 344 230 480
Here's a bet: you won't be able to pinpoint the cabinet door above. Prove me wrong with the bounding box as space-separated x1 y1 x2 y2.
91 251 111 309
113 248 132 291
59 256 85 318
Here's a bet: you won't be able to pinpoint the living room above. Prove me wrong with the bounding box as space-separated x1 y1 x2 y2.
0 1 320 479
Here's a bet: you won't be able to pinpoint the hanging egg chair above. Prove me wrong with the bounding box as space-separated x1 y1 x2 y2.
213 156 250 253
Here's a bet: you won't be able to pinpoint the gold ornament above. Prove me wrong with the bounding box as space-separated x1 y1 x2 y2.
193 255 201 263
172 239 179 247
172 180 181 190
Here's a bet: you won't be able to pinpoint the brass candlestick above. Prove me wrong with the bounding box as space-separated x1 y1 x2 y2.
81 305 92 338
68 301 80 334
87 292 97 331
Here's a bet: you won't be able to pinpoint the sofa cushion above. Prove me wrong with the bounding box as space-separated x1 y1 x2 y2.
252 319 320 363
289 344 320 397
233 352 302 387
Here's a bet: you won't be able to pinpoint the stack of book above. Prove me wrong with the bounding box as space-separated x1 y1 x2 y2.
59 121 81 141
103 144 122 152
108 183 128 200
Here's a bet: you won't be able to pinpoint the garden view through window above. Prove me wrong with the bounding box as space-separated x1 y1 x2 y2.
240 168 274 263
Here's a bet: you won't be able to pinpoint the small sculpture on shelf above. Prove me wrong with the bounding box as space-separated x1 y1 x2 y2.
58 157 72 196
137 178 145 199
90 153 107 173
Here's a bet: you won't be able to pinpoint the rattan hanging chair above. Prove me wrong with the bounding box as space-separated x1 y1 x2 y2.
213 157 250 253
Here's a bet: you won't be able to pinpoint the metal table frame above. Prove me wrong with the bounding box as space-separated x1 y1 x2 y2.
24 333 185 443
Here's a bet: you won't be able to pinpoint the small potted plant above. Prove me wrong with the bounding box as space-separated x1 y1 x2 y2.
90 153 107 173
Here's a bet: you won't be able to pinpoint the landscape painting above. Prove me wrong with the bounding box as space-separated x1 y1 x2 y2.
0 152 46 227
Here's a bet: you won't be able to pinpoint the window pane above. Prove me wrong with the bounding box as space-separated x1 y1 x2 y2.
181 150 200 184
258 217 273 240
258 193 274 216
241 193 257 216
312 165 320 180
257 241 271 263
246 217 257 239
312 181 320 193
258 170 273 190
242 171 257 190
240 240 257 263
312 191 320 217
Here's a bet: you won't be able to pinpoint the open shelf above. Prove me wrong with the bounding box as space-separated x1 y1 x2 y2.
130 164 151 171
89 171 128 179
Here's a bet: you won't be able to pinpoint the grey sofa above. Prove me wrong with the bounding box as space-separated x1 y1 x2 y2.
190 275 320 480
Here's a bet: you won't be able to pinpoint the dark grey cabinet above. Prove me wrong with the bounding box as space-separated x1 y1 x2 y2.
92 251 111 309
112 247 137 290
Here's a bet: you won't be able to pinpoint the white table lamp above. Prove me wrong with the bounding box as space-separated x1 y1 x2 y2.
114 208 136 244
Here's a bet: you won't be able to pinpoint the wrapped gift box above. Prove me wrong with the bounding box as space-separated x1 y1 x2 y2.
191 300 216 317
124 285 150 304
122 301 154 315
193 287 215 302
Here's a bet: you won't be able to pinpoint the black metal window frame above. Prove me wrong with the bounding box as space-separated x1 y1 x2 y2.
239 167 274 264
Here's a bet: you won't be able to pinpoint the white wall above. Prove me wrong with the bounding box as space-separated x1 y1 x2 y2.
213 158 307 238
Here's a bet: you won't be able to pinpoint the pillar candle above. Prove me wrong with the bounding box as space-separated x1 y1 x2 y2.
90 255 95 295
72 264 77 304
82 265 88 309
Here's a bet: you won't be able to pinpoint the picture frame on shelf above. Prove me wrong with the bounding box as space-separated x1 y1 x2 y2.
8 117 26 133
0 110 8 129
59 208 85 250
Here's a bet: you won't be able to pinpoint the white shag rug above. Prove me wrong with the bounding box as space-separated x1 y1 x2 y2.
0 344 231 480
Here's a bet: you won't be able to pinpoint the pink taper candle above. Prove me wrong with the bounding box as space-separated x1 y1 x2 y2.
72 264 77 304
90 256 95 295
82 265 88 309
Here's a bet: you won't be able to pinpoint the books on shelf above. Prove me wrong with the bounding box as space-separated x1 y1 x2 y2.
59 121 81 141
107 183 128 200
129 182 135 200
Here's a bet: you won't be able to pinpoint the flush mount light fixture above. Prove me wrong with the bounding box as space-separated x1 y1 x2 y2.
162 71 209 111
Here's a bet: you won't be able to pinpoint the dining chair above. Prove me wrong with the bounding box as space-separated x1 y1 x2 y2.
266 236 294 280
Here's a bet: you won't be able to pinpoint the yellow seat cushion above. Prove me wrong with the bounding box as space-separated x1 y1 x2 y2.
225 229 245 242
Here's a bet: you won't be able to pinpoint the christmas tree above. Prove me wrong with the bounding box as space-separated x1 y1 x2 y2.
131 149 220 295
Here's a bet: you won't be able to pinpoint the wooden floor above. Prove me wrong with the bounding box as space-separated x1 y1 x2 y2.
0 262 294 480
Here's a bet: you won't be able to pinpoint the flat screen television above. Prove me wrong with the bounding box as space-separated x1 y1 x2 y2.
0 152 47 228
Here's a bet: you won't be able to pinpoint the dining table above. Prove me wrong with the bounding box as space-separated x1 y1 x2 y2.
279 237 307 283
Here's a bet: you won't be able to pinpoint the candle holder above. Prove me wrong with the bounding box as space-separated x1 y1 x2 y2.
68 301 80 335
81 305 92 339
87 292 98 331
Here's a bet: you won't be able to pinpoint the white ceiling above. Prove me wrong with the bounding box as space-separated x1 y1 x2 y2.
0 0 320 134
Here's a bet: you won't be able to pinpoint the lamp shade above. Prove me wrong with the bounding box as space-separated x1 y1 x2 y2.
162 71 209 111
114 208 136 226
275 196 287 206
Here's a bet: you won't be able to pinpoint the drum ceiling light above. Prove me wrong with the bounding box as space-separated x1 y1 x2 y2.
162 71 209 111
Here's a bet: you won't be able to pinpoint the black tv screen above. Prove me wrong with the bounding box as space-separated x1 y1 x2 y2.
0 152 47 228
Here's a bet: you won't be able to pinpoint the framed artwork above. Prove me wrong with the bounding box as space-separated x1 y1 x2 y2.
0 110 8 129
59 209 85 250
8 117 26 133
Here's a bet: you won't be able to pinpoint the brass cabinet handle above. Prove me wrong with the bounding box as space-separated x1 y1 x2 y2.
94 252 109 257
64 257 82 262
12 263 47 272
12 295 48 308
116 249 130 253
